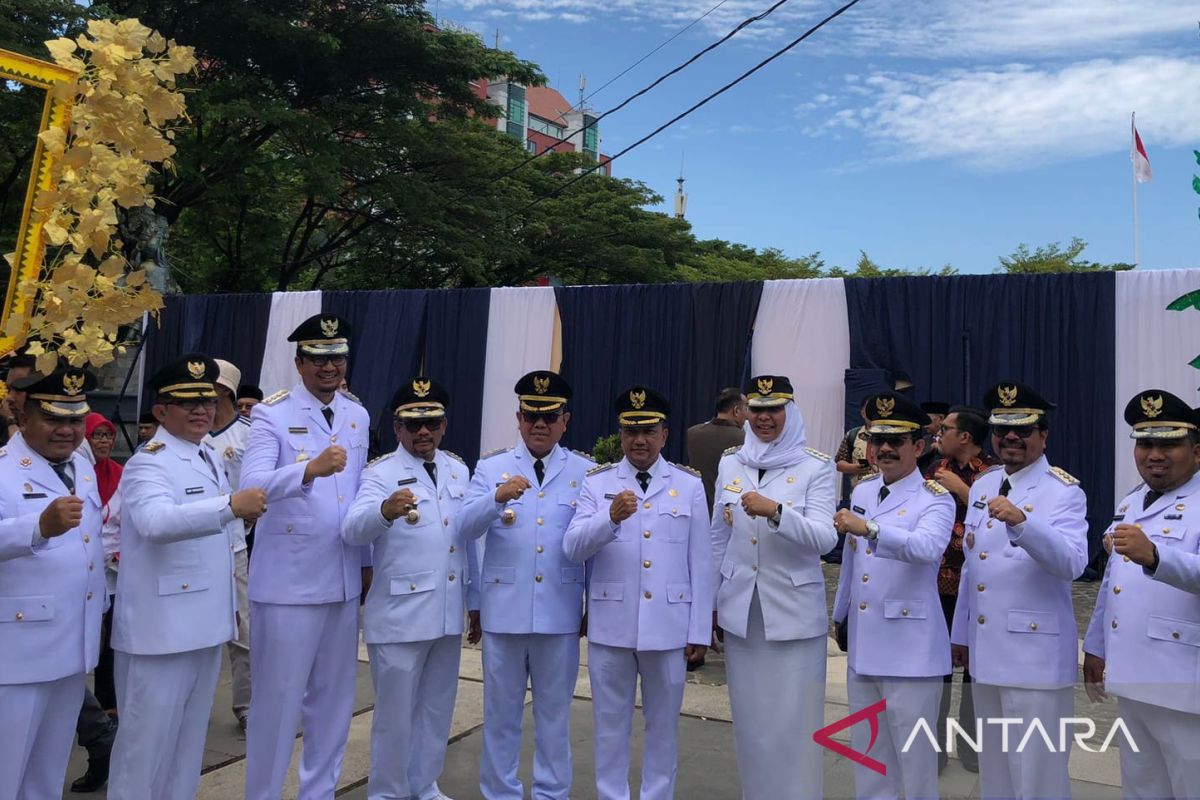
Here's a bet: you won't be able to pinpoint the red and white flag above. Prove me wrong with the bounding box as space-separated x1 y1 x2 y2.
1131 113 1152 183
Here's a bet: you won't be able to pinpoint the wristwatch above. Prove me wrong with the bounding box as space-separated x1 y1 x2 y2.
865 521 880 541
770 503 784 524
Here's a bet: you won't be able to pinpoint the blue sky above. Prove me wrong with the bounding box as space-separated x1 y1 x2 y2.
438 0 1200 273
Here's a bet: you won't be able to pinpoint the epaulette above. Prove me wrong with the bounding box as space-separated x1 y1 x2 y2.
572 449 596 462
143 441 165 454
859 472 883 483
445 450 466 465
804 447 831 462
263 389 289 406
339 388 362 406
587 462 615 476
672 462 702 478
722 445 742 456
0 448 7 458
1048 466 1079 486
980 464 1004 476
923 479 949 496
479 447 510 460
366 452 394 469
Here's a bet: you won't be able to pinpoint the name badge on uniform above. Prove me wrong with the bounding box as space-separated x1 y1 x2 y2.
1112 514 1125 522
397 477 417 486
604 493 618 500
852 505 866 514
973 500 987 509
1165 513 1183 520
22 492 47 499
723 484 742 494
185 486 204 495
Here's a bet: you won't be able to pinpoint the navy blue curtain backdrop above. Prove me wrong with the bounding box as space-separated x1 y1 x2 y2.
423 289 491 466
141 293 273 410
323 290 429 456
687 281 763 428
843 273 1116 558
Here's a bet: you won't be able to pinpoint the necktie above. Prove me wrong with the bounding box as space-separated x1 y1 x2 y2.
423 461 438 486
1143 490 1163 510
322 406 334 429
999 478 1012 497
878 485 890 503
199 449 219 484
757 468 766 482
636 471 651 492
534 458 545 486
51 462 75 494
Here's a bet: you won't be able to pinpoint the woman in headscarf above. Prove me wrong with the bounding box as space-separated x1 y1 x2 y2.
83 412 122 715
710 375 839 800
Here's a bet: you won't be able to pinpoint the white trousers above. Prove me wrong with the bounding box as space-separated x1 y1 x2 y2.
227 549 251 720
108 646 223 800
0 672 85 800
973 683 1072 800
1117 696 1200 800
846 666 943 800
245 599 358 800
725 592 826 800
588 643 686 800
480 632 579 800
366 636 462 800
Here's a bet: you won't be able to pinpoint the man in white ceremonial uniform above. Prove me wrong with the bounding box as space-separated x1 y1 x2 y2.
459 370 592 800
951 381 1087 800
108 356 266 799
832 391 955 800
344 377 479 800
564 385 713 800
1084 390 1200 799
711 375 838 800
242 313 372 800
210 358 254 731
0 368 105 800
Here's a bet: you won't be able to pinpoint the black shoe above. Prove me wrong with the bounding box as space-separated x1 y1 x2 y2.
238 714 248 734
686 656 705 672
70 755 109 793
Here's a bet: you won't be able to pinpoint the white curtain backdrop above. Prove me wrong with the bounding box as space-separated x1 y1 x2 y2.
751 278 852 457
258 291 323 396
478 287 558 455
1114 269 1200 499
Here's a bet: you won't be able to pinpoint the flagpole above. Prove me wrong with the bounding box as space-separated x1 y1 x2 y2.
1132 112 1140 268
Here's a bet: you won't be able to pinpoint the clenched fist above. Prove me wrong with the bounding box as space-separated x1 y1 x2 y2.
39 496 84 539
1112 523 1157 568
495 475 532 504
381 488 417 522
231 488 268 521
740 491 778 519
833 508 869 537
609 490 638 525
986 496 1025 526
304 445 348 482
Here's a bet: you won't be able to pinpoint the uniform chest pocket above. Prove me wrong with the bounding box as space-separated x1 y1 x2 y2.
286 433 318 460
1147 615 1200 647
0 596 53 622
658 504 691 542
1150 523 1187 544
1007 610 1059 635
883 599 928 620
390 571 436 595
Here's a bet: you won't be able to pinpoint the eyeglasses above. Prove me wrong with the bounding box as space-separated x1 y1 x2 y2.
753 406 786 415
305 355 347 367
166 398 218 411
521 411 563 425
89 430 115 441
402 419 444 433
992 424 1037 439
868 434 910 448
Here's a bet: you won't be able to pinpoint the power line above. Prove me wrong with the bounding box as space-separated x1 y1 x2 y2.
488 0 795 186
513 0 866 217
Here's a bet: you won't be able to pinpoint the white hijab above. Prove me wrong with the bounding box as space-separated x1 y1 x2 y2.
737 401 809 470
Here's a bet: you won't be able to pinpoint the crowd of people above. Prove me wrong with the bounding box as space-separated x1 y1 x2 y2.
1 312 1197 800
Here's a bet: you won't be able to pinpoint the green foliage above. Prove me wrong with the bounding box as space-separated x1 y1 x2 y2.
998 237 1133 274
827 250 957 278
592 433 622 465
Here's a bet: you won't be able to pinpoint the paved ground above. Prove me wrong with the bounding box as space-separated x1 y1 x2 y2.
63 567 1121 799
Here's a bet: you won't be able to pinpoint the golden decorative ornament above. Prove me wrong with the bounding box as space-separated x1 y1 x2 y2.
875 396 895 417
998 385 1018 407
413 379 431 398
533 376 550 394
756 377 774 395
320 318 338 337
187 360 205 379
629 389 646 409
1140 394 1163 418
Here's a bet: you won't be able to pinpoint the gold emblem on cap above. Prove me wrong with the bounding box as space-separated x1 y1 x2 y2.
875 396 895 417
63 373 85 396
998 385 1018 407
630 389 646 409
757 377 774 395
1141 394 1164 418
320 318 339 337
413 379 431 398
533 376 550 394
187 360 206 379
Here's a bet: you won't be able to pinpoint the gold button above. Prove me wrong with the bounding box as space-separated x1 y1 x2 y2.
1123 556 1131 563
978 615 986 624
449 545 456 553
87 592 93 600
538 491 545 498
15 612 23 621
979 551 988 561
678 592 685 599
339 495 344 502
1030 622 1038 631
535 574 543 583
643 560 652 568
643 502 651 510
861 574 869 583
1113 586 1121 595
644 591 652 599
443 518 449 526
331 435 338 443
537 517 544 525
858 601 867 611
181 582 189 590
986 521 993 529
448 573 456 582
602 590 608 597
1112 620 1119 629
83 535 90 543
752 565 758 571
750 537 758 545
1173 631 1181 640
1024 505 1033 512
786 500 793 506
410 583 417 590
1163 528 1171 534
287 525 294 533
643 531 651 539
88 563 94 571
536 545 544 553
977 583 985 592
901 608 910 617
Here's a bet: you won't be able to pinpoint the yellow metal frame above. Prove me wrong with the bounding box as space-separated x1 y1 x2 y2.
0 48 78 357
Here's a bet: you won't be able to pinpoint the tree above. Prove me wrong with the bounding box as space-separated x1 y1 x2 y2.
998 237 1133 273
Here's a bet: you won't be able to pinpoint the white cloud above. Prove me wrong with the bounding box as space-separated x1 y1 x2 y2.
806 56 1200 168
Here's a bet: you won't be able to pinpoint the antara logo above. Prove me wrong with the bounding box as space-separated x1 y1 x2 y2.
812 700 889 776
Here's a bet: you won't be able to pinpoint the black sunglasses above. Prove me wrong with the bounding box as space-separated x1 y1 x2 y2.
402 418 444 433
166 398 218 410
868 434 910 448
304 355 347 367
521 411 563 425
992 424 1037 439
